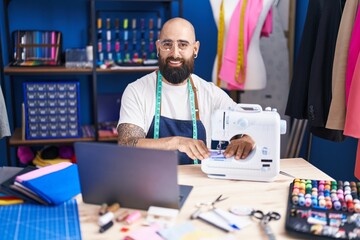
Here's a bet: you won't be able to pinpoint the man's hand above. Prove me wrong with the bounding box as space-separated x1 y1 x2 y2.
223 135 255 160
174 136 210 160
117 123 210 160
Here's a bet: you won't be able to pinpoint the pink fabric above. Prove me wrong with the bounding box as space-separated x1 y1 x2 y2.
219 0 246 90
344 54 360 180
344 54 360 138
16 162 72 182
346 6 360 105
261 8 273 37
219 0 271 90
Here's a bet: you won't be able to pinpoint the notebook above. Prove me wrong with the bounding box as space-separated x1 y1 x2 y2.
74 142 193 210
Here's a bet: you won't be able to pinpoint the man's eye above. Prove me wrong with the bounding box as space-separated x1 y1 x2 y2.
179 43 188 49
163 42 173 48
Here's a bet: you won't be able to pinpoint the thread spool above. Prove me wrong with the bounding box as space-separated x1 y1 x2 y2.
98 211 114 227
125 211 141 225
107 203 120 213
98 203 108 215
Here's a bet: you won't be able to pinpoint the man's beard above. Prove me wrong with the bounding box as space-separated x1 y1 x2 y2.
159 55 195 84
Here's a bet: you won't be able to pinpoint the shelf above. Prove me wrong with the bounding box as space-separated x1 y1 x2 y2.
4 65 158 75
96 66 158 74
9 128 95 146
4 65 93 75
98 136 118 142
2 0 180 166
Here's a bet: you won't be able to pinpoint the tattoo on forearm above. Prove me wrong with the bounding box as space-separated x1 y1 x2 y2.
132 138 139 147
117 123 146 146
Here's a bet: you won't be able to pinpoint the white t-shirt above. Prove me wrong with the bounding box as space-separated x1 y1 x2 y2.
118 71 237 147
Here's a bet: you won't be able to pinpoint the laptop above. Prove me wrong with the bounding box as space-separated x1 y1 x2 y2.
74 142 193 210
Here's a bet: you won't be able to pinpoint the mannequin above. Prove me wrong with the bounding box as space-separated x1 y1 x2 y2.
211 0 274 90
210 0 238 89
244 0 274 90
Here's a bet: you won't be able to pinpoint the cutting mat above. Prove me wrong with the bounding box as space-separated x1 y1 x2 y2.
0 199 82 240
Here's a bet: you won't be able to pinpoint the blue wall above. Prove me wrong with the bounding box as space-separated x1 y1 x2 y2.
0 0 358 181
0 0 217 166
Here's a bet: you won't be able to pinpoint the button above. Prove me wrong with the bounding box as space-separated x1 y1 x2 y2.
262 147 269 155
237 118 248 129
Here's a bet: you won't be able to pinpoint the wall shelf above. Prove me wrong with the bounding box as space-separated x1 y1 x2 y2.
9 128 95 146
1 0 182 166
4 65 93 75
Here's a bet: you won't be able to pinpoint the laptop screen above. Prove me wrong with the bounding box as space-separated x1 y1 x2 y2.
74 142 192 210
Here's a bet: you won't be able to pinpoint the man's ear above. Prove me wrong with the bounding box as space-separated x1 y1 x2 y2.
194 41 200 56
155 39 161 54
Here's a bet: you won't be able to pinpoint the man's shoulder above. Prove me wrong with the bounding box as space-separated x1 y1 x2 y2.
191 74 218 90
128 71 157 87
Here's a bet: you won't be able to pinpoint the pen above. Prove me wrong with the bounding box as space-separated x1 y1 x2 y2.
99 220 113 233
212 208 240 230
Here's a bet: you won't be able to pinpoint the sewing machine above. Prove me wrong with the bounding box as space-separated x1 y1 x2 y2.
201 104 287 182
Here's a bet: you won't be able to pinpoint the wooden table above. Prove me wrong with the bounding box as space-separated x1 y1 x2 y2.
78 158 333 239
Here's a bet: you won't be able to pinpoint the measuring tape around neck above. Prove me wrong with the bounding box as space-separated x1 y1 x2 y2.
154 72 199 164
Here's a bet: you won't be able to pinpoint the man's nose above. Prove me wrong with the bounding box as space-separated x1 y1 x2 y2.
171 43 181 57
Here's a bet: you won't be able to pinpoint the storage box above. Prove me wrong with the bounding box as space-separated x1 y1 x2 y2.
23 82 81 140
65 48 93 68
12 30 62 66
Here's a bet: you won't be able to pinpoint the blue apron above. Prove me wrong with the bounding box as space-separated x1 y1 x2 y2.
146 71 207 165
146 116 207 165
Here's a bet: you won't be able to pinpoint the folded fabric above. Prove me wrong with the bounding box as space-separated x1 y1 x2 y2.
0 166 41 205
32 152 71 167
15 163 80 205
9 183 48 205
16 162 72 182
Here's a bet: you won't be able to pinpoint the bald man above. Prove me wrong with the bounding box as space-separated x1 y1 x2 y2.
117 17 254 165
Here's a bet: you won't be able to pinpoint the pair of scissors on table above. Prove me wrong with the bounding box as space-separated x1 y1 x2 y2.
230 206 281 240
190 194 228 219
252 210 281 240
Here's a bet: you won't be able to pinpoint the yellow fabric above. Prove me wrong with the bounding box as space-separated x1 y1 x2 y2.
216 0 225 87
0 199 24 205
32 152 71 167
235 0 248 83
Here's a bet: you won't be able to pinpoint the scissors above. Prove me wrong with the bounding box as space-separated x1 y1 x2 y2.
251 210 281 240
190 194 228 219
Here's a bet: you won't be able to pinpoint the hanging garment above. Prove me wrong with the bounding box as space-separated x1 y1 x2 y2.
0 86 10 139
243 1 273 91
285 0 345 142
326 0 360 130
218 0 248 90
345 6 360 104
210 0 239 89
344 54 360 179
219 0 273 90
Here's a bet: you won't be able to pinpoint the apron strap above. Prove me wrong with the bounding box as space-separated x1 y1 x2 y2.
189 76 200 120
